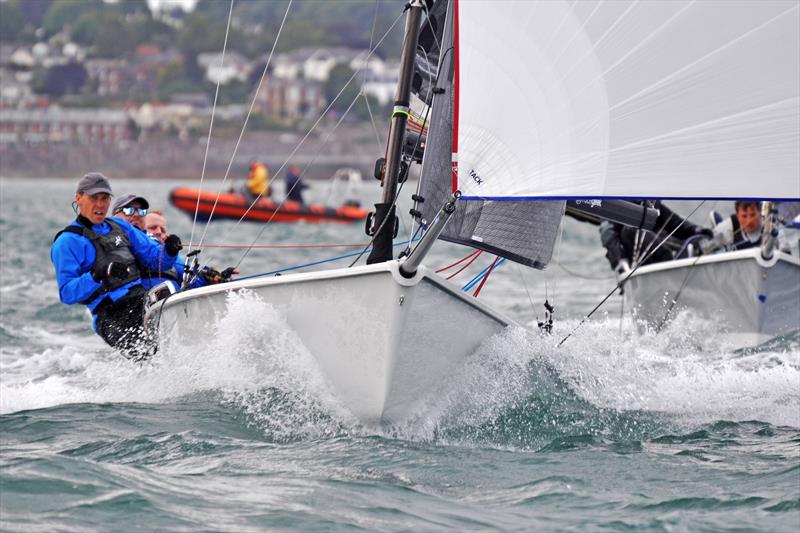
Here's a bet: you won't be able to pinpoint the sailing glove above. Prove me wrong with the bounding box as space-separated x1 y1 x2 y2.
92 261 129 283
164 234 183 257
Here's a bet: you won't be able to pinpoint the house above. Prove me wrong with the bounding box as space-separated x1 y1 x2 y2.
84 59 129 97
197 51 250 85
251 77 325 122
0 107 133 144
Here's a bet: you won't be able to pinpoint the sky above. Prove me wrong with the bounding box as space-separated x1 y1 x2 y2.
145 0 198 13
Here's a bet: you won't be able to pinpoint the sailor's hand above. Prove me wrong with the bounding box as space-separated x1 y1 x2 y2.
615 259 631 277
220 267 238 281
164 234 183 257
92 261 129 283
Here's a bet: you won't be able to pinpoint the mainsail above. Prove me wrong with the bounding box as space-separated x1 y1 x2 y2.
451 0 799 200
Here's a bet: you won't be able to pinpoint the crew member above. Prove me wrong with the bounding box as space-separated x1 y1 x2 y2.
140 210 236 292
50 173 183 359
245 160 270 200
111 194 149 231
711 201 762 251
600 200 713 274
285 164 309 204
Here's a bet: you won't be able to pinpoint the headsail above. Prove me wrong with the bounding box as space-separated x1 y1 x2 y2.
452 0 800 201
418 0 564 269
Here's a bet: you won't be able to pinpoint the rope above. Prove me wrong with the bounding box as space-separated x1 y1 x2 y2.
557 200 707 347
194 0 294 248
185 242 370 250
445 250 483 280
555 261 616 280
188 0 234 251
234 238 419 281
472 255 500 297
436 249 479 273
462 257 506 292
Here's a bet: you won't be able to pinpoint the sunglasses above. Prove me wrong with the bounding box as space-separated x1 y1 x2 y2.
119 207 148 216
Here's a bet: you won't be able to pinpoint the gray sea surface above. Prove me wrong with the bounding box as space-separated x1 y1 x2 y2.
1 177 798 531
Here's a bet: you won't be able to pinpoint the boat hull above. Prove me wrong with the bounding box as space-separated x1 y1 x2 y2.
625 249 800 346
146 261 510 425
169 187 368 223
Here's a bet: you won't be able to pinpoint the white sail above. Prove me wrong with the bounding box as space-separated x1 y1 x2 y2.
454 0 800 200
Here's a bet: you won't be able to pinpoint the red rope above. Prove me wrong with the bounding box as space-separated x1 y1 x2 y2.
186 242 369 249
446 250 483 280
436 249 480 273
472 255 500 298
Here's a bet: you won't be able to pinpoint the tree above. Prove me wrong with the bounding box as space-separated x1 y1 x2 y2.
34 63 88 97
325 64 359 114
0 1 26 42
93 14 137 58
155 62 194 101
42 0 104 37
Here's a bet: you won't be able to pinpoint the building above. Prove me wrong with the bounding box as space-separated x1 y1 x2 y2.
0 107 133 144
252 77 325 122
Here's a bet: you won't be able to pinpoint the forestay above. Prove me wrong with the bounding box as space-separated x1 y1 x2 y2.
453 0 800 200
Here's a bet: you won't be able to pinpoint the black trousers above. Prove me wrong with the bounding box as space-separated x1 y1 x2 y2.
94 286 155 360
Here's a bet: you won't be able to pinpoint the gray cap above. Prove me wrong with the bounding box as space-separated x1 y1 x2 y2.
76 172 112 196
112 193 150 214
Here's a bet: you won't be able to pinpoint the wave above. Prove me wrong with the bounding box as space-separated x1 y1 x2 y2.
2 292 798 449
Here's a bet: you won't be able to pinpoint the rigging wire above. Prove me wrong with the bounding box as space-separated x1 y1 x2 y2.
194 0 294 249
188 0 234 252
362 0 385 151
654 224 739 332
214 9 406 269
233 89 370 269
557 200 707 348
516 264 540 324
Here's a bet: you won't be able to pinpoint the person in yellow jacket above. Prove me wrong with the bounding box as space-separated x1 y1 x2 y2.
245 160 270 199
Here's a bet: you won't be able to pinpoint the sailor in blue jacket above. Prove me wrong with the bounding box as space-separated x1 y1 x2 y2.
50 173 183 359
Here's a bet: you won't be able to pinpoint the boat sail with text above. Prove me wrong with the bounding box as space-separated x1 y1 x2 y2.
146 0 800 425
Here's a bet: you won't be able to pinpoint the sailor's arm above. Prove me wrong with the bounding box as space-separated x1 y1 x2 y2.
50 235 103 305
125 222 178 271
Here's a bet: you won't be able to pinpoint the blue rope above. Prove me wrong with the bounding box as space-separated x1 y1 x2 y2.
461 257 505 292
236 238 419 281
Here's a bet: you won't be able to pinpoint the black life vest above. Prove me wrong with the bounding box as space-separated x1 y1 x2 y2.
55 219 142 305
729 214 760 250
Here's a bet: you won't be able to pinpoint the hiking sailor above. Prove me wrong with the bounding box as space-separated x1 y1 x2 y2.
138 208 237 293
111 194 149 231
600 200 713 275
50 173 183 359
710 200 762 251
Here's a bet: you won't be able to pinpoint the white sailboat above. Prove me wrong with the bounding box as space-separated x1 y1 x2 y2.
147 0 800 425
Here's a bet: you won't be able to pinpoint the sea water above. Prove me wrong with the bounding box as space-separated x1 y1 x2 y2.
1 177 798 531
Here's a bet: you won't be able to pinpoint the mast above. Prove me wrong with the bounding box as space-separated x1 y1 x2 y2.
366 0 425 264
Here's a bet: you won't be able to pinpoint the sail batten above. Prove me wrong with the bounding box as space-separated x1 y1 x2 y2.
450 0 800 201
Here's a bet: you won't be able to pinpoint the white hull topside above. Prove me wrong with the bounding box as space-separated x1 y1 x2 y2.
146 260 512 425
625 249 800 347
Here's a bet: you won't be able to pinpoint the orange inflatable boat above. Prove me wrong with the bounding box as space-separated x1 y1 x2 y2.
169 187 368 224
